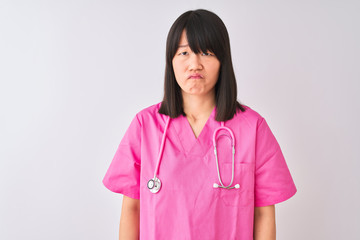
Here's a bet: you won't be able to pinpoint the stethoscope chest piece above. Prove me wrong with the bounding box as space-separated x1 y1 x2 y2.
147 177 161 194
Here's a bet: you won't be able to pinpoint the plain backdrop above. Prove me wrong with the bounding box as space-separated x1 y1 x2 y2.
1 0 359 239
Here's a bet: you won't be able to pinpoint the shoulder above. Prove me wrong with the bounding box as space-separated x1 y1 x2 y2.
134 102 166 125
233 104 265 128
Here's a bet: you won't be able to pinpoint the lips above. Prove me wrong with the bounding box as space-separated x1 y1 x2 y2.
188 73 204 79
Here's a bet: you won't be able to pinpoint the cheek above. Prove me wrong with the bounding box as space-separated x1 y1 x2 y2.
172 59 187 81
209 62 221 78
172 60 180 76
172 62 182 87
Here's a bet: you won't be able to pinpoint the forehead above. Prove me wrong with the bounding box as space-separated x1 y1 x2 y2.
175 29 213 55
178 31 188 45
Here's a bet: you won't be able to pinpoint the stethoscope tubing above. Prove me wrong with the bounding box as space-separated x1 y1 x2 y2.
213 123 236 189
148 115 240 193
153 116 171 179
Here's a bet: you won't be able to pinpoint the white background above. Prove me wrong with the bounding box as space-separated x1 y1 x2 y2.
1 0 359 239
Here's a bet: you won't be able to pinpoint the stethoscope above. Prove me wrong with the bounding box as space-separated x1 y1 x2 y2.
147 115 240 194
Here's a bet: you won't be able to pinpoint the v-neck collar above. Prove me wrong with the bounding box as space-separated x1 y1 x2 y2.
171 106 217 157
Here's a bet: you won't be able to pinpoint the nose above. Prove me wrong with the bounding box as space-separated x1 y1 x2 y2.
188 53 203 71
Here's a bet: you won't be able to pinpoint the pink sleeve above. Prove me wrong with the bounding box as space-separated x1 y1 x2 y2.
102 114 141 199
254 118 297 207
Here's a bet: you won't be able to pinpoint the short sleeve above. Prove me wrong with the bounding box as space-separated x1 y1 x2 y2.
254 117 297 207
102 114 142 199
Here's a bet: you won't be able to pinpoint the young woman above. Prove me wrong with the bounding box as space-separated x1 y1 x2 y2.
103 9 296 240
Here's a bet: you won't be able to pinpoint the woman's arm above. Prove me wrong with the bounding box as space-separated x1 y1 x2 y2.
119 195 140 240
253 205 276 240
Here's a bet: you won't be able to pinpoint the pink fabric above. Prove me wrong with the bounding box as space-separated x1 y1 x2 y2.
103 102 297 240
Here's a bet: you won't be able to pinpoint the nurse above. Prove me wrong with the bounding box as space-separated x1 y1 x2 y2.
103 9 297 240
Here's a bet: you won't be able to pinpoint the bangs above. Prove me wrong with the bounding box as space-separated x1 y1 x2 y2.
184 16 222 57
167 10 229 62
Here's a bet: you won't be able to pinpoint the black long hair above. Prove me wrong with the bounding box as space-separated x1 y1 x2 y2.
158 9 246 121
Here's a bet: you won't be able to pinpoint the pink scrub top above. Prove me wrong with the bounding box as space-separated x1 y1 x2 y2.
103 102 297 240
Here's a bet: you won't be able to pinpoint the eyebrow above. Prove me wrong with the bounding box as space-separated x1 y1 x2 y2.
178 44 189 48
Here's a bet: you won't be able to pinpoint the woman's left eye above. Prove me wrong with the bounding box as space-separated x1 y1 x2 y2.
201 52 213 56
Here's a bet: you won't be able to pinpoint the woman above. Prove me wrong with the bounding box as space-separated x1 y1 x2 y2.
103 9 296 240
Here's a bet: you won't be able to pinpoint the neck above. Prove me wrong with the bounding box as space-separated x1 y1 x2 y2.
182 90 216 122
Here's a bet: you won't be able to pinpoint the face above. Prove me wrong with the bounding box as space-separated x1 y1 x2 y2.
172 30 221 97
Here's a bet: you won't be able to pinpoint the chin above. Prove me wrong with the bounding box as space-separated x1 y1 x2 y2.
189 91 207 96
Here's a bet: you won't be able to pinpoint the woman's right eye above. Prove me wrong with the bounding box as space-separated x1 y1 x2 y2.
179 51 188 56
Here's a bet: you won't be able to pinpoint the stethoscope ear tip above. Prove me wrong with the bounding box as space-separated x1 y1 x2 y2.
213 183 240 189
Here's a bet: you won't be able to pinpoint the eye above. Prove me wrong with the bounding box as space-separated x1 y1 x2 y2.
179 51 189 56
201 52 214 56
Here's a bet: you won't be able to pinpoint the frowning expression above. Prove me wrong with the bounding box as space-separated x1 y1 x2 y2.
172 30 221 97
